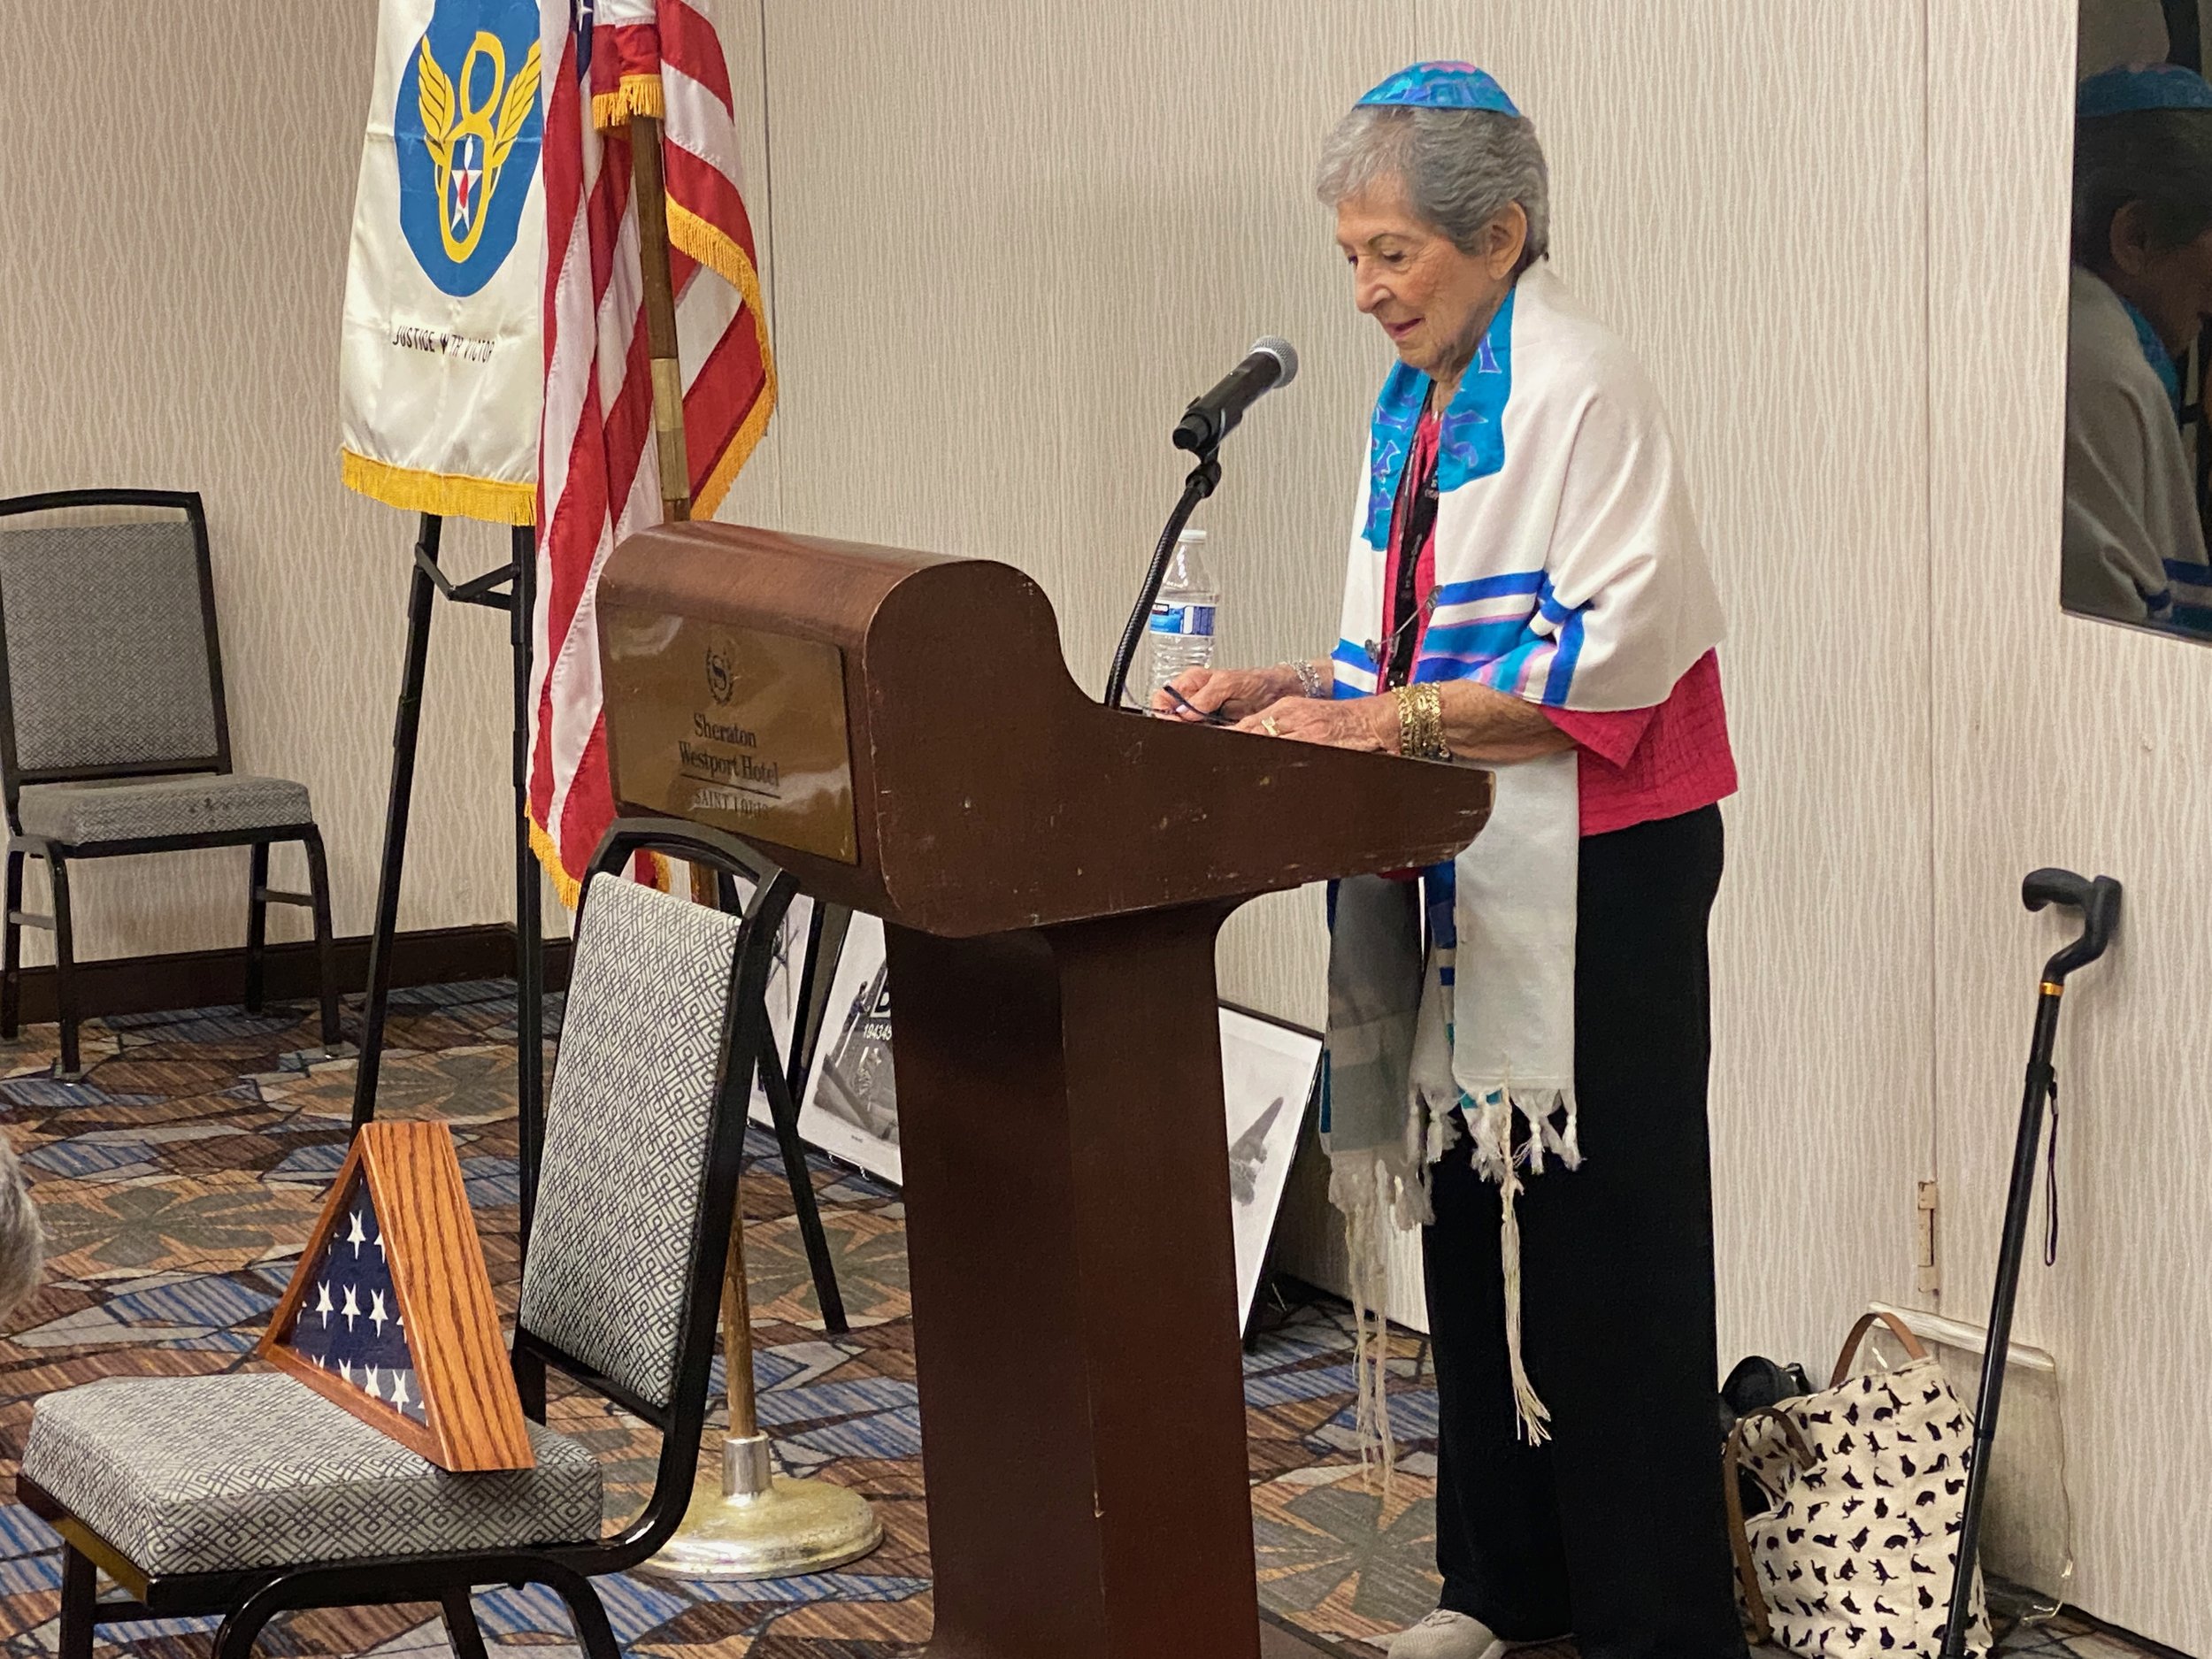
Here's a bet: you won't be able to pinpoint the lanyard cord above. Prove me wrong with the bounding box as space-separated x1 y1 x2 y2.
1384 425 1442 691
2044 1071 2062 1268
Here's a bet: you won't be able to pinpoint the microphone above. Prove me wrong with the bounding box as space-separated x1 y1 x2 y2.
1100 336 1298 706
1172 336 1299 454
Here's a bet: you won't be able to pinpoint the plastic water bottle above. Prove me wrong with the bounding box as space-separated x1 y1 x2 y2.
1147 528 1219 703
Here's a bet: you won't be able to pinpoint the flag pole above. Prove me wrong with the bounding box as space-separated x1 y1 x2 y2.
626 105 881 1586
630 112 705 919
628 114 692 527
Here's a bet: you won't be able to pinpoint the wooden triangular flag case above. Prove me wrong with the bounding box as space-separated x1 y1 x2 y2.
258 1121 532 1471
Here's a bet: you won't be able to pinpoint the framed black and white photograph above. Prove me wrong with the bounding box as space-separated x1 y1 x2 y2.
783 918 1322 1327
793 913 902 1183
1217 1007 1322 1330
741 894 814 1125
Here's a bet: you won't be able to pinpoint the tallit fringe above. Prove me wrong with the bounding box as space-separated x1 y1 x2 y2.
1327 1091 1463 1492
1328 1155 1402 1497
1463 1083 1580 1445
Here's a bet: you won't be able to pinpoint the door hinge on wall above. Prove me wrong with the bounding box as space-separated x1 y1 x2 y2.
1915 1180 1941 1299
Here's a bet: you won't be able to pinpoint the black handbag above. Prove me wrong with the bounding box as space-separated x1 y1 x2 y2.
1717 1353 1814 1516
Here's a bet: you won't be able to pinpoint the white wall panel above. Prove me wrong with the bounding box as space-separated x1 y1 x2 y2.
754 0 1936 1377
1929 3 2212 1644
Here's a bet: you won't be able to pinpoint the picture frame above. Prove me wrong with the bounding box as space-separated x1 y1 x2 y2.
786 916 1323 1330
791 912 902 1182
741 892 814 1125
1217 1004 1323 1332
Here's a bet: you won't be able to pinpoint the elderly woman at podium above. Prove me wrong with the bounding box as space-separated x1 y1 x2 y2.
1157 64 1741 1659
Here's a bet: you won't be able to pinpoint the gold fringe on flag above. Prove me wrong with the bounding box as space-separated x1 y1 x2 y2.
342 450 536 526
527 816 584 911
665 197 779 518
592 73 665 134
529 813 676 910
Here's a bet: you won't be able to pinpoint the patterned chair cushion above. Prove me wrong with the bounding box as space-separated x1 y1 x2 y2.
19 1373 602 1576
518 876 742 1412
16 774 311 845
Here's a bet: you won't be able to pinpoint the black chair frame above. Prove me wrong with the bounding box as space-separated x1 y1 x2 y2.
19 819 796 1659
0 489 338 1075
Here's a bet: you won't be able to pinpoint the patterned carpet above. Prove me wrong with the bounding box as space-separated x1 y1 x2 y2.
0 983 1444 1658
0 985 2178 1659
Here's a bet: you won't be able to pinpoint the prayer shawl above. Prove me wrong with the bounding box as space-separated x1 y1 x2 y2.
2062 266 2212 631
2067 65 2212 635
1322 265 1724 1453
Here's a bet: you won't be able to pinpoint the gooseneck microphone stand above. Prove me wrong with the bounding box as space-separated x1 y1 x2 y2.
1101 447 1223 710
1938 866 2121 1659
1105 338 1295 707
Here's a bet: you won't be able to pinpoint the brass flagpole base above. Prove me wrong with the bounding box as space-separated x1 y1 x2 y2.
648 1070 880 1581
643 1431 883 1581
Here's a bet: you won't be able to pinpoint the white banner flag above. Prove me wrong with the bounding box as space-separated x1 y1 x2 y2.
339 0 547 526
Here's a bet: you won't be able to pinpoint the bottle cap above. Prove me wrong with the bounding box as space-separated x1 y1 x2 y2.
1176 528 1208 544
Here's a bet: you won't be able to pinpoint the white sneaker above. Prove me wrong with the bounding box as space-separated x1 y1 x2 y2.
1386 1609 1509 1659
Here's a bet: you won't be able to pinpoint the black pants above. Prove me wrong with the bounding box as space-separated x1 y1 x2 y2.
1425 804 1744 1659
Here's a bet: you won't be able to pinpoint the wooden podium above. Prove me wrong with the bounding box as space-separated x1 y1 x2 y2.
597 523 1491 1659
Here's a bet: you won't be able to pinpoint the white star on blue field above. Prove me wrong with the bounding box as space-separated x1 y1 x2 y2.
278 1171 426 1424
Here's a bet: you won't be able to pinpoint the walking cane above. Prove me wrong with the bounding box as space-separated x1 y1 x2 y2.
1938 867 2121 1659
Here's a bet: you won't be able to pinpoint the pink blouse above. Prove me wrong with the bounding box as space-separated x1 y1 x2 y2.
1384 412 1738 838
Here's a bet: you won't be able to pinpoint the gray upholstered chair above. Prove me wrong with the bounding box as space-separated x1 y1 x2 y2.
17 825 795 1659
0 489 337 1075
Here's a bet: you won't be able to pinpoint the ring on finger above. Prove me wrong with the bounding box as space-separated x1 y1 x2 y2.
1260 716 1280 737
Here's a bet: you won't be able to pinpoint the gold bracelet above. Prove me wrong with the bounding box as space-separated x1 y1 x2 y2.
1393 683 1448 760
1418 684 1447 759
1394 684 1442 759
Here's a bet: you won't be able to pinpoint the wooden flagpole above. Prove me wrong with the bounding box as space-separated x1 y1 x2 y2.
626 113 717 910
623 107 880 1581
628 114 693 529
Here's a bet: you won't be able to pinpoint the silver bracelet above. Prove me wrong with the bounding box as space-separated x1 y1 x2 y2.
1282 659 1325 699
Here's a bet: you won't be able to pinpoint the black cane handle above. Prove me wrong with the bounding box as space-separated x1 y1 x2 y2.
2021 867 2123 984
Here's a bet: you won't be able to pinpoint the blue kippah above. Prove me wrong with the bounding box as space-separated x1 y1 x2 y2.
1357 62 1521 116
2078 62 2212 118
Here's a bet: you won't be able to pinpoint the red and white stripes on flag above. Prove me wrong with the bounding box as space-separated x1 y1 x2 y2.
531 0 775 903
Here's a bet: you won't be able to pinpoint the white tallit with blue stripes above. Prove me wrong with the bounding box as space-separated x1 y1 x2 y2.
1323 265 1724 1449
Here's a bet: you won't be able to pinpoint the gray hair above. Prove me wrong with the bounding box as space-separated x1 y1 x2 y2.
2073 107 2212 268
1315 104 1551 266
0 1133 41 1328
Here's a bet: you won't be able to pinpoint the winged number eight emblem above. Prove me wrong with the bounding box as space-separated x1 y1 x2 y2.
416 31 543 264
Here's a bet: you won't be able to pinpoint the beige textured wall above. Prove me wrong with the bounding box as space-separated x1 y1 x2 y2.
745 0 1941 1376
746 0 1942 1380
5 0 2207 1643
0 1 541 966
1931 1 2212 1642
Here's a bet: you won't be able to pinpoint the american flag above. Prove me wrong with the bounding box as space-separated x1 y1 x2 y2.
276 1171 426 1425
529 0 777 904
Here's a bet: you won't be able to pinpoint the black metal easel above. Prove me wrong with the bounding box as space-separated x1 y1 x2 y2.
344 512 849 1333
348 514 545 1244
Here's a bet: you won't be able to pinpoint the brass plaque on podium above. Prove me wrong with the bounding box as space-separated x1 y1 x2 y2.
601 605 858 864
